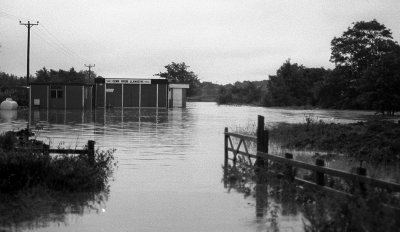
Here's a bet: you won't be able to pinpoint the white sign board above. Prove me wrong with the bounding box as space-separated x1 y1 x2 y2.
34 99 40 106
106 89 114 93
105 79 151 84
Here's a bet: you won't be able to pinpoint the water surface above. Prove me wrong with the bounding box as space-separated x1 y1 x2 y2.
0 102 383 231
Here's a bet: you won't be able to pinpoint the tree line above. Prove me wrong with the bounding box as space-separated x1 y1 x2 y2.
217 20 400 115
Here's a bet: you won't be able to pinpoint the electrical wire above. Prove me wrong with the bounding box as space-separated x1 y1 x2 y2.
0 9 95 72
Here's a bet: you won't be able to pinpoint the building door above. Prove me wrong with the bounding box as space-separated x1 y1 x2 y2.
173 89 183 108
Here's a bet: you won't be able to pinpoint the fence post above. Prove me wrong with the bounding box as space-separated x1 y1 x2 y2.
315 159 325 186
285 153 294 182
88 140 95 166
224 127 229 163
255 115 267 170
356 166 367 196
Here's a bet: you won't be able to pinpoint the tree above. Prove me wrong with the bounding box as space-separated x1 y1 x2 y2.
265 60 328 107
330 19 398 72
155 62 200 97
330 20 400 113
34 67 92 83
359 46 400 115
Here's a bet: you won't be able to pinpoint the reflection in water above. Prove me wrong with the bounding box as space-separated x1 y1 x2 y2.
0 110 17 122
223 157 400 232
1 103 398 232
0 188 109 232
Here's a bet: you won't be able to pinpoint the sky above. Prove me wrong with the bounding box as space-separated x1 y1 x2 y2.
1 0 400 84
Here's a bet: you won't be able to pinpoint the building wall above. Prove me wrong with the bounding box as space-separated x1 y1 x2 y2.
84 86 92 110
31 85 48 109
158 84 167 108
105 84 122 107
96 84 105 107
31 84 92 110
140 84 157 107
123 84 140 107
172 88 183 108
66 86 83 109
95 79 168 108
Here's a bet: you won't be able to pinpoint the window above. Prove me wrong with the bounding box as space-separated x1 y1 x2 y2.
50 86 63 99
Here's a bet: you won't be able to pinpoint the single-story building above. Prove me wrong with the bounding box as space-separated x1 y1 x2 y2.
94 77 168 108
30 83 93 110
29 78 191 110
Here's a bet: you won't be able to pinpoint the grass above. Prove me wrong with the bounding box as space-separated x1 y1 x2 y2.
269 119 400 163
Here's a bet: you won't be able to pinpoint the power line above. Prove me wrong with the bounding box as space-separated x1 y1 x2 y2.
0 9 32 22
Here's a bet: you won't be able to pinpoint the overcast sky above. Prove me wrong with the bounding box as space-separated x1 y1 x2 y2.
1 0 400 84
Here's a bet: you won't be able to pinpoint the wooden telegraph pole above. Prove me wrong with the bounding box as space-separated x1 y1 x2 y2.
20 21 39 85
20 21 39 130
85 64 95 83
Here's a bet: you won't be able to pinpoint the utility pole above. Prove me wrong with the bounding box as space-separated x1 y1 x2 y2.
20 21 39 85
85 64 95 83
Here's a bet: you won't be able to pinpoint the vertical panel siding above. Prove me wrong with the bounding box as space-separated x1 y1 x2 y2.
66 86 83 109
96 84 105 108
157 84 167 108
31 85 48 109
140 84 157 107
106 84 122 107
123 84 140 107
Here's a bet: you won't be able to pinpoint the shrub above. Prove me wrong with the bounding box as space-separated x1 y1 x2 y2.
0 129 116 193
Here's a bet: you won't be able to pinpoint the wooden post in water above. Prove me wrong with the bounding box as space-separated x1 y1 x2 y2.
285 153 294 182
224 127 228 162
256 115 268 169
88 140 95 166
315 159 325 186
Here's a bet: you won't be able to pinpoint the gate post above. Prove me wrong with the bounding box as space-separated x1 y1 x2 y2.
255 115 268 170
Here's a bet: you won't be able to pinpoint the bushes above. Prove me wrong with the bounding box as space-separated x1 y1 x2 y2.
0 129 116 193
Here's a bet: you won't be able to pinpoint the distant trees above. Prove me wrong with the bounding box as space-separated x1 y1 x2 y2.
264 60 328 107
34 67 96 84
217 80 266 105
155 62 200 97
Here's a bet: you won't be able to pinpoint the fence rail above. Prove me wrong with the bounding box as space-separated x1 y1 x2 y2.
224 115 400 195
15 140 96 165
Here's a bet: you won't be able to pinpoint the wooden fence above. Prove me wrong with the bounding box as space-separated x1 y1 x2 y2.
224 115 400 196
16 140 96 166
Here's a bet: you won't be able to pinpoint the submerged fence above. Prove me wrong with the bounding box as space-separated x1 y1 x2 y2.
16 140 96 166
224 115 400 196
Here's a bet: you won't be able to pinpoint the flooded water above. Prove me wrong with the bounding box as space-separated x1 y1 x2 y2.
0 102 385 231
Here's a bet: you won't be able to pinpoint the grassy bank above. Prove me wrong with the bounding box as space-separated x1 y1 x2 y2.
269 119 400 163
